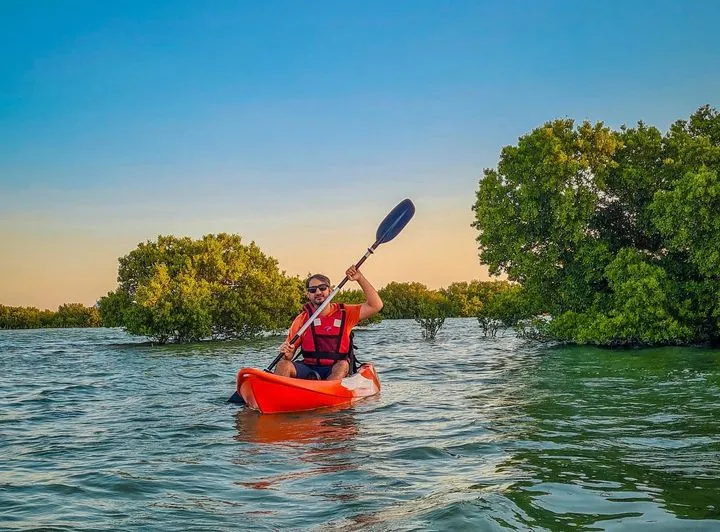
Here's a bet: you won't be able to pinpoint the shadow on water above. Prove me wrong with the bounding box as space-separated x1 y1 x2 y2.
232 408 361 494
106 335 285 355
233 408 360 446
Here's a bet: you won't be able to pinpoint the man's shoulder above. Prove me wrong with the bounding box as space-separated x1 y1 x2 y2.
320 302 361 316
336 303 362 311
338 303 362 320
293 307 312 324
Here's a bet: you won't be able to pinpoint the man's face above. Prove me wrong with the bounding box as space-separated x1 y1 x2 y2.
306 280 330 306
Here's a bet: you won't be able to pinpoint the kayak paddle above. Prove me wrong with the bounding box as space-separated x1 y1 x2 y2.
228 198 415 404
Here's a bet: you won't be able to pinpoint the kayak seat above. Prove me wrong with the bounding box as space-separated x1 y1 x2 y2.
348 331 363 376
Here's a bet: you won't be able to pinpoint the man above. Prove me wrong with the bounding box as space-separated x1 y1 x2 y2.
275 265 383 381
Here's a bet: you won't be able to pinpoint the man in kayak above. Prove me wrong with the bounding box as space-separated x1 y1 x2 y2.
275 265 383 381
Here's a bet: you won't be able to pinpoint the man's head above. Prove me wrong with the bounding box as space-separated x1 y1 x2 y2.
305 274 331 306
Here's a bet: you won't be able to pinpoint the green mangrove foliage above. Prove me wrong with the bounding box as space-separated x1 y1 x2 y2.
473 105 720 346
378 282 434 319
2 278 534 340
98 234 303 343
414 290 452 340
376 280 529 339
0 303 101 329
439 280 521 317
475 284 532 338
333 289 383 325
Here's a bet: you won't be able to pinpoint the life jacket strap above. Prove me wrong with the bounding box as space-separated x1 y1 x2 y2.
300 351 349 366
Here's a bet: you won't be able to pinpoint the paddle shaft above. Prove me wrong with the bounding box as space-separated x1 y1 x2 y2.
265 242 380 372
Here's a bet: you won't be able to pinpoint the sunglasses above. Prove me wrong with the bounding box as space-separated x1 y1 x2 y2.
307 284 329 293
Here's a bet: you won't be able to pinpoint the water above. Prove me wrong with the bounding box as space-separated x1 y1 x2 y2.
2 319 719 530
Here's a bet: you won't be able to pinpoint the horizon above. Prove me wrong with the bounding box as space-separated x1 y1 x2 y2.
2 1 719 310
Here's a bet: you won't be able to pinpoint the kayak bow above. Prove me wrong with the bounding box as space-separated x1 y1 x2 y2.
236 363 381 414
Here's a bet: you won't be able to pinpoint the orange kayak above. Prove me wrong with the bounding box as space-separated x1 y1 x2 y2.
236 363 381 414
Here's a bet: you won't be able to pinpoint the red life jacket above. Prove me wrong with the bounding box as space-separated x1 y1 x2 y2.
299 303 352 366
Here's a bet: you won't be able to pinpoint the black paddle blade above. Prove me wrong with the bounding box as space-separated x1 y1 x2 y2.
375 199 415 244
228 391 245 404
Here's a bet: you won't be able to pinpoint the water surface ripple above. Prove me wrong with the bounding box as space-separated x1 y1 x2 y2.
2 320 719 530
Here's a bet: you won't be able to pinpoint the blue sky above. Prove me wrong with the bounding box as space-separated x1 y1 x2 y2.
1 0 719 309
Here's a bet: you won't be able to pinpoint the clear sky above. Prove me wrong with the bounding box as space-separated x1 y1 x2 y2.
2 0 719 310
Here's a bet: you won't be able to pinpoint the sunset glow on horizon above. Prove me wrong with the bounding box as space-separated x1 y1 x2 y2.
2 1 718 310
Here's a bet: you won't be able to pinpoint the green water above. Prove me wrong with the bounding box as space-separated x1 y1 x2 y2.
2 319 719 530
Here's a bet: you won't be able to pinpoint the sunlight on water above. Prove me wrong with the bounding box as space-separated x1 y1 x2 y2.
2 320 720 530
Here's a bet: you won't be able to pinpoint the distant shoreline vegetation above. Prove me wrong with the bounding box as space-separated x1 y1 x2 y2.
0 280 528 342
0 303 101 329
